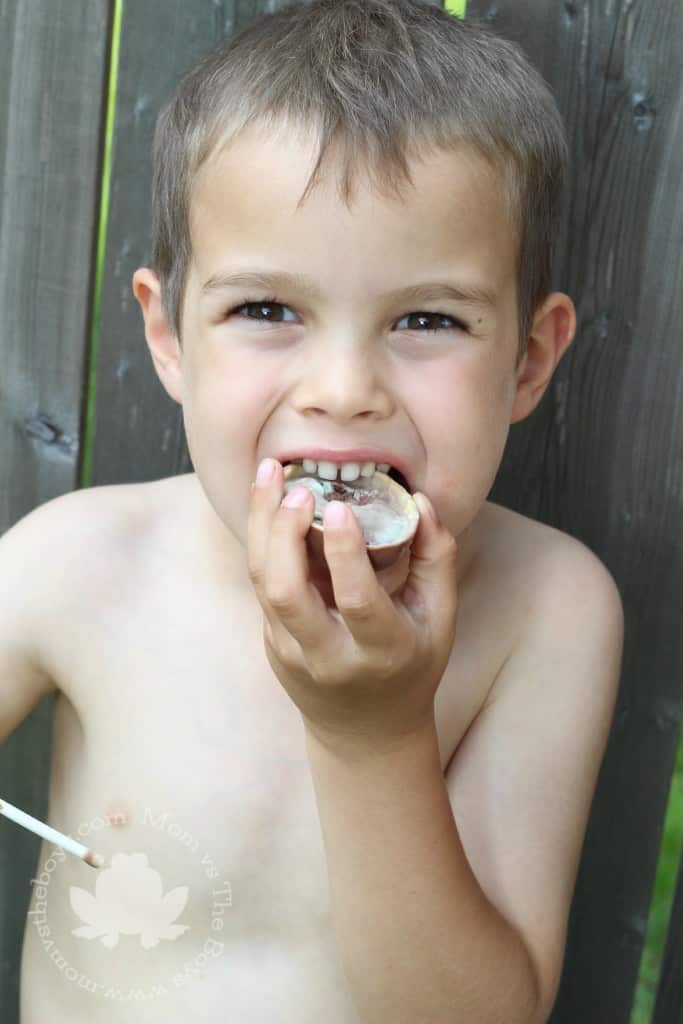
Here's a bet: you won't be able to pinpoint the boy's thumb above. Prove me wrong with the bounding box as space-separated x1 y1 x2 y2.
414 492 440 531
410 491 458 567
405 492 459 626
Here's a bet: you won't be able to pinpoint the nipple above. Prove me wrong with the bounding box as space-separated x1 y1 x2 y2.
105 801 131 828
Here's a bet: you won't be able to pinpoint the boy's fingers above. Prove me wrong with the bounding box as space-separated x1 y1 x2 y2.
248 466 406 675
248 468 325 662
404 493 459 636
246 460 285 593
320 501 397 646
246 468 339 659
263 489 341 658
265 488 316 607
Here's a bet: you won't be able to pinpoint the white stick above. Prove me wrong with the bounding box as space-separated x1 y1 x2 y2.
0 796 104 868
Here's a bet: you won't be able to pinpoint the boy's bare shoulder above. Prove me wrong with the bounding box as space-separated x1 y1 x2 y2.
22 477 167 575
482 498 622 696
449 497 622 744
484 497 614 563
481 500 621 623
1 477 152 583
12 476 181 671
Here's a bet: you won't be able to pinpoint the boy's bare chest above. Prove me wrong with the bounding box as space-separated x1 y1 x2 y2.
34 490 532 1019
47 486 531 857
53 491 521 809
51 561 507 847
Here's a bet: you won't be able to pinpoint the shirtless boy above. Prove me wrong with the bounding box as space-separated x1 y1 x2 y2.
2 1 624 1021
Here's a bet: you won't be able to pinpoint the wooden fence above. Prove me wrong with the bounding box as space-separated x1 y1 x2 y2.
1 1 682 1020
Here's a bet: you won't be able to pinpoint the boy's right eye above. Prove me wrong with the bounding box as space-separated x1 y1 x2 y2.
226 298 298 324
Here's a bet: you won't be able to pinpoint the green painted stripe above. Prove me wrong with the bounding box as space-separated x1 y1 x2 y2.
444 0 466 17
80 0 123 488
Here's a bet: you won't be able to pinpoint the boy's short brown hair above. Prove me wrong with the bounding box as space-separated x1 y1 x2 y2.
151 0 568 366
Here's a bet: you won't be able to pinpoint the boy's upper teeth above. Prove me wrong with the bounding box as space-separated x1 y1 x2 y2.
296 458 392 482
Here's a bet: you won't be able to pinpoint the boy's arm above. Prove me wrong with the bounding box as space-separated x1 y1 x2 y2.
0 499 65 746
304 541 624 1024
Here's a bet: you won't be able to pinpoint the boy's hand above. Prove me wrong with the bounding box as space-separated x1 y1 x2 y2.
248 459 459 752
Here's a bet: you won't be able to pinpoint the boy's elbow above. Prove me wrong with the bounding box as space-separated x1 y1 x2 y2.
445 938 547 1024
515 950 551 1024
489 934 548 1024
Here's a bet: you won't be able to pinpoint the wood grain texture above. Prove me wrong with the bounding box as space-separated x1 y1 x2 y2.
467 1 683 1020
0 2 110 1021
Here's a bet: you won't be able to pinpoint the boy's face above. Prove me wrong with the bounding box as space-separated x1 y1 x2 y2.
137 122 568 596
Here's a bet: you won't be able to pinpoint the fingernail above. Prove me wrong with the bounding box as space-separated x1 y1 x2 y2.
283 487 309 508
255 458 276 487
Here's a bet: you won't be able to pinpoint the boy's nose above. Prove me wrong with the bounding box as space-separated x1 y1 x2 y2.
293 347 394 421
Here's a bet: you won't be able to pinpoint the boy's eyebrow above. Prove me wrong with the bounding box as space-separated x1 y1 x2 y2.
201 269 497 309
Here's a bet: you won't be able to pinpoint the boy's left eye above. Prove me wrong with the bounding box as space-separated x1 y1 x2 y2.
394 311 466 333
224 298 468 334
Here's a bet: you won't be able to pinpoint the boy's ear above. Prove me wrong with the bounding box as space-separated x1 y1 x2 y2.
132 267 184 405
510 291 577 425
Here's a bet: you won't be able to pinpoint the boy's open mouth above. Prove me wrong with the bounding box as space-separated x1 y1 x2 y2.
281 460 419 572
281 458 411 493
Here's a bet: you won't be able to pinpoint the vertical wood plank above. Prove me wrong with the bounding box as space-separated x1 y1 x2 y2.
466 1 683 1020
93 0 299 487
0 2 111 1021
